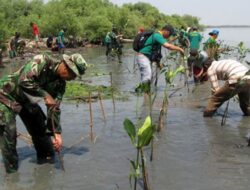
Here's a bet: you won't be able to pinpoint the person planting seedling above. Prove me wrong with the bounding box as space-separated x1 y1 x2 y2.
0 53 87 173
203 59 250 117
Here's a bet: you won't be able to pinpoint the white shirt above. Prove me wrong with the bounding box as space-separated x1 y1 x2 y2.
207 59 250 92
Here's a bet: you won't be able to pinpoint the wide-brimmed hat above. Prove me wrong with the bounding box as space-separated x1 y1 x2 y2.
63 53 87 76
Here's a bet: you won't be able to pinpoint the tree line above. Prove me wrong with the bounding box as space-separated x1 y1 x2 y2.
0 0 203 43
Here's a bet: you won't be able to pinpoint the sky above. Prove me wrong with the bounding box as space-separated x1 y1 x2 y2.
109 0 250 26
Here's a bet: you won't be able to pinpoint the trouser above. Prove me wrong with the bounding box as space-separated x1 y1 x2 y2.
106 43 112 56
136 54 152 83
0 103 54 173
204 80 250 117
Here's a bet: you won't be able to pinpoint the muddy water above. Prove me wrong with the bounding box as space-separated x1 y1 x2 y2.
1 28 250 190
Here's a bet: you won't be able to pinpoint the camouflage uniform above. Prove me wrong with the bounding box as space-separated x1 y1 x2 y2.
0 53 87 173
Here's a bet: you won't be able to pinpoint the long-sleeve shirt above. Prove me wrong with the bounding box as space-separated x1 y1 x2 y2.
0 54 65 133
207 59 250 92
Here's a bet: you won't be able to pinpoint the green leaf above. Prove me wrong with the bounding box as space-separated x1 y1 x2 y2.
174 65 185 75
124 118 136 144
137 116 155 148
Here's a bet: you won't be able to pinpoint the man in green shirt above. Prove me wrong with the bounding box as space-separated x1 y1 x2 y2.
188 27 202 50
105 27 123 62
57 27 67 53
136 25 184 88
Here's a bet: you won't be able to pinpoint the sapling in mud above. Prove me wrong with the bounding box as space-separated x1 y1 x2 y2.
124 116 155 190
236 41 250 62
156 65 186 131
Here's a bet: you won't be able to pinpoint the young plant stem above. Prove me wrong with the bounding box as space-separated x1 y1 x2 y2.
98 91 106 121
134 148 140 190
157 89 168 132
110 72 116 112
140 149 150 190
221 100 230 126
51 113 65 172
88 92 94 142
148 90 154 162
181 55 190 92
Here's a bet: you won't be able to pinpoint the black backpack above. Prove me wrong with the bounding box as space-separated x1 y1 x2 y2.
133 30 154 52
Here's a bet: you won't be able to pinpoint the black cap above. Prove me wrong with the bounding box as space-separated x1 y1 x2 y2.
162 24 175 36
189 49 198 56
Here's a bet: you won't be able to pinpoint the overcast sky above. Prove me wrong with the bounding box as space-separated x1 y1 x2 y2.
109 0 250 26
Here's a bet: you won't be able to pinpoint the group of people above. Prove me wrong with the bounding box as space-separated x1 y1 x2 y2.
1 22 250 175
6 22 67 61
134 24 250 119
46 27 67 53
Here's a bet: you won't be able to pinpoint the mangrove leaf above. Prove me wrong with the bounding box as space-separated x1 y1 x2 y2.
124 118 136 144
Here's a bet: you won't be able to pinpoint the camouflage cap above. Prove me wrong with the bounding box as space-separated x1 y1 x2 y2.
63 53 87 76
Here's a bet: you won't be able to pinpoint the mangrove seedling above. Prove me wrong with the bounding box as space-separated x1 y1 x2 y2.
124 116 155 190
156 65 186 132
236 41 250 61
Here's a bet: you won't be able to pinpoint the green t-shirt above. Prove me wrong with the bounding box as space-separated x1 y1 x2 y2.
57 30 65 44
188 31 202 50
139 32 167 56
203 37 218 50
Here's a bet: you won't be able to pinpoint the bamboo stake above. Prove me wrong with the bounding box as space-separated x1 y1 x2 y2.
88 92 94 142
98 91 106 121
110 72 116 112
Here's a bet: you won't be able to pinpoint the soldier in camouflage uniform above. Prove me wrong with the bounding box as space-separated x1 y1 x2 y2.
0 53 87 173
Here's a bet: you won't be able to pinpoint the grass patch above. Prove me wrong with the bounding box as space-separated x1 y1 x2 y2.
64 81 128 101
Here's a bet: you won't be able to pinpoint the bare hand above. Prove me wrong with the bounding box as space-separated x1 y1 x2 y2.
52 133 63 152
44 95 57 107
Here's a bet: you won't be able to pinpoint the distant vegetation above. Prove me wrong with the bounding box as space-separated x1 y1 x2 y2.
0 0 203 42
206 25 250 28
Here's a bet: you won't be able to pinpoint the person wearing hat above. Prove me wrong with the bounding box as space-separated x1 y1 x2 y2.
0 53 87 173
203 29 220 60
136 24 184 92
187 49 209 83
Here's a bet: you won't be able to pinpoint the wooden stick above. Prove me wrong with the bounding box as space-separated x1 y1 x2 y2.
98 91 106 121
110 72 116 112
88 92 94 142
17 132 33 145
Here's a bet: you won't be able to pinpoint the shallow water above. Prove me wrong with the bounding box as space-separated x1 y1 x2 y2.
1 28 250 190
